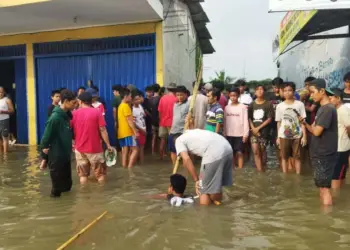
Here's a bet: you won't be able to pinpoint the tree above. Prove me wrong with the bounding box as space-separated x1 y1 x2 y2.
213 70 236 85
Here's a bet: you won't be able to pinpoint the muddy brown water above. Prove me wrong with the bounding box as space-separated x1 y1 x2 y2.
1 147 350 250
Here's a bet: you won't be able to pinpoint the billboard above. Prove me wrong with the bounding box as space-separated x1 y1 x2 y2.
269 0 350 12
279 10 317 54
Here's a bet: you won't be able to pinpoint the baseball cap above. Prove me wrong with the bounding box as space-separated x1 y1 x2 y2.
331 88 343 99
78 91 92 103
167 82 177 90
203 83 213 91
310 78 334 96
85 87 98 97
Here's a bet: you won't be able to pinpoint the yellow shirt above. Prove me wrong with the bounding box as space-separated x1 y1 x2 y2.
118 102 134 139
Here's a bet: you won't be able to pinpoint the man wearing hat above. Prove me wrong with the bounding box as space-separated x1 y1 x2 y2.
299 78 337 206
157 82 177 159
329 88 350 190
71 91 113 184
86 88 105 116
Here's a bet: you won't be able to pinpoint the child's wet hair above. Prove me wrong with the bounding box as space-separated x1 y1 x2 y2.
170 174 187 194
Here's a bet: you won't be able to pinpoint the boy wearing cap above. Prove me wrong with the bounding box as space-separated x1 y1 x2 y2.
329 88 350 189
71 92 112 184
86 88 105 116
300 79 338 206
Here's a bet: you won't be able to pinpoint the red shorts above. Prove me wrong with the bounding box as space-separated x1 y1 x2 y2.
137 133 146 146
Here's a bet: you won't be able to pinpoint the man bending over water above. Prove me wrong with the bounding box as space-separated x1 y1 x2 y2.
175 129 233 205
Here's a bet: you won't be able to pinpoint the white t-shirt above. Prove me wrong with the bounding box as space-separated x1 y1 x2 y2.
275 100 306 139
337 105 350 152
175 129 232 164
237 92 253 106
0 97 9 120
133 105 146 131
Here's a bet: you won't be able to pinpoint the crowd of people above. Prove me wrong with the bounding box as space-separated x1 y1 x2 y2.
0 71 347 206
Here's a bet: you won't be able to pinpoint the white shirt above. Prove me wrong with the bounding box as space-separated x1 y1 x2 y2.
175 129 232 164
133 105 146 131
0 97 9 120
275 101 306 139
337 105 350 152
238 92 253 106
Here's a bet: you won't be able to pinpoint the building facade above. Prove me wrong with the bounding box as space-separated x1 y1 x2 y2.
0 0 214 145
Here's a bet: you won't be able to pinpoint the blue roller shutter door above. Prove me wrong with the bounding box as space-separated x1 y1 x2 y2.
36 50 155 144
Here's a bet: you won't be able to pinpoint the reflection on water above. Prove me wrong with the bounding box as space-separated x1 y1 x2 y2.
1 147 350 250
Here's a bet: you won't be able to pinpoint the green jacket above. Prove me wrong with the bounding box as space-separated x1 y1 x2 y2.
40 106 72 161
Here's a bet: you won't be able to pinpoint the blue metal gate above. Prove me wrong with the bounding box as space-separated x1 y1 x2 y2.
35 34 156 143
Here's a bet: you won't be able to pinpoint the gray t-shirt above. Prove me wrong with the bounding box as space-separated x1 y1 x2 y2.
170 101 189 134
175 129 232 164
310 103 338 158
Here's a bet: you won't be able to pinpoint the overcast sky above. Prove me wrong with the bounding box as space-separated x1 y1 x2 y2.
201 0 285 81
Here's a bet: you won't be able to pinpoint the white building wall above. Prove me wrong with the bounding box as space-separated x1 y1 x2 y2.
278 27 350 89
162 0 197 88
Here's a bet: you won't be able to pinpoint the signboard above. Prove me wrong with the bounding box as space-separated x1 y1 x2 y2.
269 0 350 12
279 10 317 54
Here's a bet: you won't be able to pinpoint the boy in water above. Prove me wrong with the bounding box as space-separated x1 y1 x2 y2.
132 92 147 164
329 88 350 189
224 87 249 169
299 79 337 206
154 174 194 206
40 90 77 197
168 86 189 164
205 88 224 134
276 82 307 174
40 89 61 170
118 88 139 168
248 85 273 172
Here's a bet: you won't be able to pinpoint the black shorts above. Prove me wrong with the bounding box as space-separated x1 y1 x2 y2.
226 136 244 153
332 151 350 180
312 154 337 188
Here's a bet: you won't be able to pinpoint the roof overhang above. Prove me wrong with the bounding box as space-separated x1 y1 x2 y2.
277 9 350 57
0 0 163 36
185 0 215 54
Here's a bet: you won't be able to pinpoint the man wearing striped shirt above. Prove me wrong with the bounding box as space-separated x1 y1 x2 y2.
205 88 224 134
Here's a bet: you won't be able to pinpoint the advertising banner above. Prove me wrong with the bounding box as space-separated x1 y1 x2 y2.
269 0 350 12
279 10 317 54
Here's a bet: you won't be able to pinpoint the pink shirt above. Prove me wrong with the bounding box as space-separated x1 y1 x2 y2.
158 93 177 127
224 103 249 137
71 107 106 153
219 94 228 109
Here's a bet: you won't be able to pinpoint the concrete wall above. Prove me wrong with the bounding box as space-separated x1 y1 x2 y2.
162 0 197 89
278 26 350 89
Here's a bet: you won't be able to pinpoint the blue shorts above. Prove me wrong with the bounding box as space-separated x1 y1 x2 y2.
119 136 137 148
168 133 182 154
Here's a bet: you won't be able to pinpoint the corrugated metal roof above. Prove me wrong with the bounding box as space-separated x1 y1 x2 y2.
184 0 215 54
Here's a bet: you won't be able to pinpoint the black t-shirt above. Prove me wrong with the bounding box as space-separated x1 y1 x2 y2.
343 91 350 105
267 93 282 121
248 101 274 139
48 104 56 117
150 95 161 127
310 103 338 158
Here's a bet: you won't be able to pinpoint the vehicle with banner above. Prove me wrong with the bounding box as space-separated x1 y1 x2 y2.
269 0 350 12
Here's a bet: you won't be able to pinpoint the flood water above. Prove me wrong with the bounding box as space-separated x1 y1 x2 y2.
1 146 350 250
